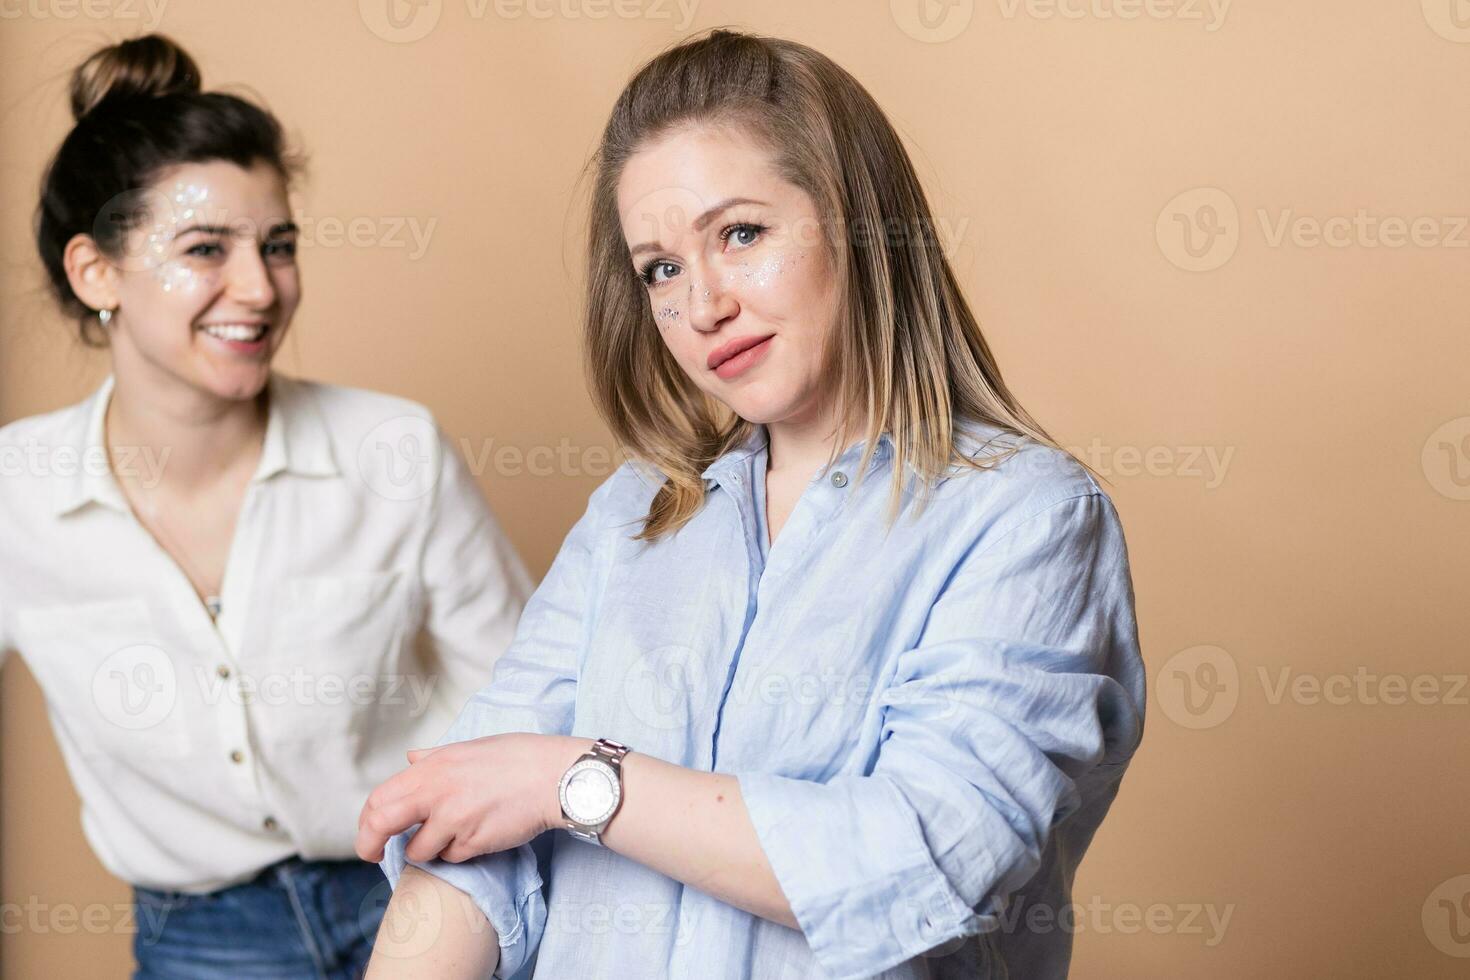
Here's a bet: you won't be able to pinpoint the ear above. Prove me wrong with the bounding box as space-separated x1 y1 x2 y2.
63 233 120 315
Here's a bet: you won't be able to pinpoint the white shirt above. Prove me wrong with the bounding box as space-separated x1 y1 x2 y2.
0 373 532 893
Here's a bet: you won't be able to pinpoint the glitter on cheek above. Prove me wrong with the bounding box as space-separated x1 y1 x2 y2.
726 249 806 291
147 181 219 293
143 182 214 282
654 305 681 329
145 222 170 260
154 261 219 295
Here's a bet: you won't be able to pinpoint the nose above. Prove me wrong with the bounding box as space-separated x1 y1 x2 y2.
226 243 277 309
686 269 738 334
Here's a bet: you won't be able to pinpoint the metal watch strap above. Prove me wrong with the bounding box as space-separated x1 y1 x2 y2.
564 738 630 845
590 737 630 770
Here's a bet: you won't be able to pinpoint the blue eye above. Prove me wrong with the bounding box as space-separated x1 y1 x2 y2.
639 260 680 286
723 223 766 249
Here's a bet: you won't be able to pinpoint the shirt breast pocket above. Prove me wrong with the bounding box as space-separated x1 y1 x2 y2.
256 569 418 733
13 598 194 761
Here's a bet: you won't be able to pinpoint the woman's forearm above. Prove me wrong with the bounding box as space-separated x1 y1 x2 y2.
365 866 501 978
583 748 799 930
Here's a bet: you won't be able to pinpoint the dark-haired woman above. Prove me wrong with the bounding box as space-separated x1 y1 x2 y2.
357 29 1146 980
0 35 532 978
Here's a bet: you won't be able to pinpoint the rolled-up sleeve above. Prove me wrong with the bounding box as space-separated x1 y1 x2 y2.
737 490 1146 980
379 467 621 978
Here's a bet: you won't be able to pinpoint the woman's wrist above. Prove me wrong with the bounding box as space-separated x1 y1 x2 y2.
540 735 591 835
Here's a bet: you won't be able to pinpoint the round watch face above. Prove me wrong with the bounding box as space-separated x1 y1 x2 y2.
559 759 620 826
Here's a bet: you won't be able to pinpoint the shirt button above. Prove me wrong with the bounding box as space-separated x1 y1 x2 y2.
830 470 848 488
216 665 231 679
229 749 245 764
262 816 279 832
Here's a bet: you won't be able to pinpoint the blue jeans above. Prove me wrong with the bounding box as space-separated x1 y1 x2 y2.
132 857 388 979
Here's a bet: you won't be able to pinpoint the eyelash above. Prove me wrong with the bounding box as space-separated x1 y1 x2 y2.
184 240 297 260
637 222 768 286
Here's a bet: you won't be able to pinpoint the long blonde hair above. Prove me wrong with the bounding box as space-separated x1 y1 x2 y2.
586 30 1076 542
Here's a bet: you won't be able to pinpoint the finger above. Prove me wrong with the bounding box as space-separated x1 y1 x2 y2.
364 768 423 813
406 746 441 763
440 837 475 864
356 794 431 863
403 816 457 865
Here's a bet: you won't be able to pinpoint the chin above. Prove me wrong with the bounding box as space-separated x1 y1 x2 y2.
202 365 273 403
721 392 804 426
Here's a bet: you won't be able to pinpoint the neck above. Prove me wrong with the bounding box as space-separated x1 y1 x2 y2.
764 397 856 478
106 369 268 493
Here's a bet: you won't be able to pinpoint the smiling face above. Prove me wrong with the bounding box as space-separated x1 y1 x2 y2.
105 159 299 403
616 123 841 427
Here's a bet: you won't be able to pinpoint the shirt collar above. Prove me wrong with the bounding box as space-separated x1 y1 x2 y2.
700 424 897 491
698 421 1020 495
254 373 340 482
52 372 338 518
700 425 769 488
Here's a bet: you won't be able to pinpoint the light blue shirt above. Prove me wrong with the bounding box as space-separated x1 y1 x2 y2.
381 421 1146 980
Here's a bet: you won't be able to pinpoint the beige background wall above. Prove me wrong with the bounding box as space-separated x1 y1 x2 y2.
2 1 1467 976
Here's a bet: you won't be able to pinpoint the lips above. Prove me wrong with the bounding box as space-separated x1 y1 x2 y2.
199 322 270 343
707 334 776 371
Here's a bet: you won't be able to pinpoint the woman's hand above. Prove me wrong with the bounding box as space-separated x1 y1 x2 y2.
357 733 799 932
355 733 584 865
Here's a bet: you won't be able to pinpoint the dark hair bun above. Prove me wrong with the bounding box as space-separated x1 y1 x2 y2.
70 34 201 121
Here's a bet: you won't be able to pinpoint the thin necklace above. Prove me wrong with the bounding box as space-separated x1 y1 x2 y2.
130 492 225 621
104 391 265 621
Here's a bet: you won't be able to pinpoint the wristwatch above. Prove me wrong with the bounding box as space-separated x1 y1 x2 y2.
557 738 630 845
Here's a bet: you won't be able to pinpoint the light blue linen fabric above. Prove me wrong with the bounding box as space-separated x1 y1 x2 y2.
380 421 1146 980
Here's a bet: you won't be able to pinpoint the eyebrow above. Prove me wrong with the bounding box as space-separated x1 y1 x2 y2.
627 197 768 258
172 221 299 239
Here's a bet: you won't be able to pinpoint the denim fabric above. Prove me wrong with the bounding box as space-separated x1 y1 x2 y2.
132 857 386 979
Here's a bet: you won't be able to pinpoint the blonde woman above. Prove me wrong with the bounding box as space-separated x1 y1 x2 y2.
358 30 1146 980
2 35 531 977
